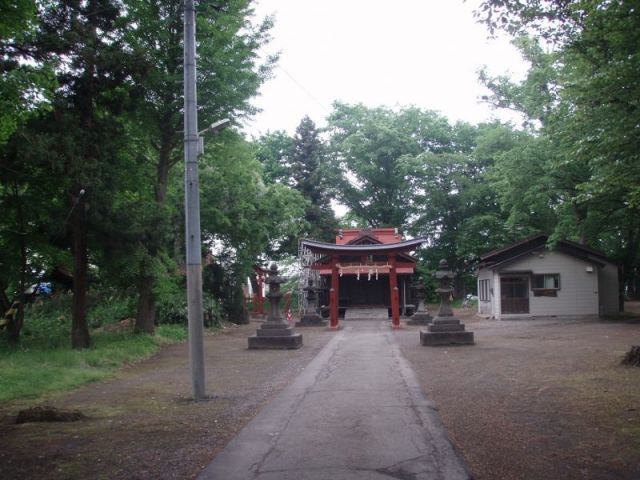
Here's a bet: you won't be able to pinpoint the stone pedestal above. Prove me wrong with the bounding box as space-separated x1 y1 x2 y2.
420 259 474 346
295 279 327 327
248 323 303 349
407 312 432 325
295 313 327 327
406 282 432 325
248 264 302 350
420 320 474 345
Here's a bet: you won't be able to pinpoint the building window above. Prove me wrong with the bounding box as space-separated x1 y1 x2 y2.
532 274 560 296
479 279 490 301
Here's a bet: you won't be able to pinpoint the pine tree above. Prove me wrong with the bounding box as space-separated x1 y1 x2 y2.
291 116 337 243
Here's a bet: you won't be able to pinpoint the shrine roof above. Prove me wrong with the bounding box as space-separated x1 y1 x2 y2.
336 227 402 245
301 237 427 254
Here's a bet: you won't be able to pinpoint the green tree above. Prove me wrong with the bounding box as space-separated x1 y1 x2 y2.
477 0 640 294
0 0 56 145
277 117 338 248
199 131 306 263
196 131 306 317
291 117 336 242
326 103 468 228
11 0 140 348
254 130 295 185
400 124 512 293
124 0 277 332
254 118 337 251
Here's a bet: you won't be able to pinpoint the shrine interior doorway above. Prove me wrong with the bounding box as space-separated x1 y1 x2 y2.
339 275 390 307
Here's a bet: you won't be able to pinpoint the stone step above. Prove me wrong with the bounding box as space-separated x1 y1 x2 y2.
420 330 474 346
432 317 462 325
428 323 466 332
344 307 389 320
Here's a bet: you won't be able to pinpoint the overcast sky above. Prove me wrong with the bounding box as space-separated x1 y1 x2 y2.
241 0 528 137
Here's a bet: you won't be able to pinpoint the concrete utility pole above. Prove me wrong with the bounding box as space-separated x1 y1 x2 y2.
183 0 206 400
184 0 231 400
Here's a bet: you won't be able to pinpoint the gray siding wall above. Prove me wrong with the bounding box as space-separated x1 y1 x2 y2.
498 251 598 317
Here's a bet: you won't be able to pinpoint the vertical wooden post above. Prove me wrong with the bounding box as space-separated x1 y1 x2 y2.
330 255 339 329
252 270 265 315
389 254 400 329
257 272 265 315
252 272 259 314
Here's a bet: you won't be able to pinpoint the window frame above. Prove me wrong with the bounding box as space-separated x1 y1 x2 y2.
479 278 490 301
531 273 560 297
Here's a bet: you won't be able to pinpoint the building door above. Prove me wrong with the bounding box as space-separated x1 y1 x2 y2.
340 275 390 307
500 275 529 314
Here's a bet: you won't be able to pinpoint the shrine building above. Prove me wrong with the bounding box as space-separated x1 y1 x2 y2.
300 228 427 329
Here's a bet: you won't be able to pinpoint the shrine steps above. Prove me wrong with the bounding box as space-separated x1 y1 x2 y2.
344 307 389 321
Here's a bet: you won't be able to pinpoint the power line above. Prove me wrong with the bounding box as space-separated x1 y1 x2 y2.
277 65 331 115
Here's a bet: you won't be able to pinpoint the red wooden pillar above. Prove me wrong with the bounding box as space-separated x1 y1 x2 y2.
252 270 265 315
389 254 401 329
330 254 340 329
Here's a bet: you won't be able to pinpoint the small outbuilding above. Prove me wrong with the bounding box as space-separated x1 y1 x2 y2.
476 234 621 319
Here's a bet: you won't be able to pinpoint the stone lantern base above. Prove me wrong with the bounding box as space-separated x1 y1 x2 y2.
420 317 474 346
248 323 303 350
295 313 327 327
406 312 432 325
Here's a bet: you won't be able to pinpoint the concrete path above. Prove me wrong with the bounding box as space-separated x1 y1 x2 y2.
198 321 471 480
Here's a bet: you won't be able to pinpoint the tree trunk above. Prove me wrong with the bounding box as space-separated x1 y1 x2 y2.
155 142 173 204
71 198 91 349
573 203 588 245
134 142 176 332
6 301 23 347
0 281 11 314
135 275 156 333
9 182 28 346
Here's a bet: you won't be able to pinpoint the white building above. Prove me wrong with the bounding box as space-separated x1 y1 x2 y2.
477 235 621 319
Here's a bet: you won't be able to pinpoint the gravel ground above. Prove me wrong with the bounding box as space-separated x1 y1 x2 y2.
1 310 639 480
395 309 640 480
0 321 335 480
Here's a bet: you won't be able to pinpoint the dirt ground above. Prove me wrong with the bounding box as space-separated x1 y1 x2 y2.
0 323 335 479
1 308 639 480
396 305 640 480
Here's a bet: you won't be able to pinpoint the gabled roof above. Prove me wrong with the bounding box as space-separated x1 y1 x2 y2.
479 234 548 266
478 234 616 270
347 233 382 246
301 237 427 255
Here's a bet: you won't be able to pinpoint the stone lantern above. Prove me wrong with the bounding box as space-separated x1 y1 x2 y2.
248 264 303 349
420 259 474 346
406 280 432 325
296 279 327 327
434 259 455 317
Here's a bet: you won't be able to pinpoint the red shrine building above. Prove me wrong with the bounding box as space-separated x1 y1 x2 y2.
300 228 426 329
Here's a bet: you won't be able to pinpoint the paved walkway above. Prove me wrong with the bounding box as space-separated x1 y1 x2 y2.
198 321 471 480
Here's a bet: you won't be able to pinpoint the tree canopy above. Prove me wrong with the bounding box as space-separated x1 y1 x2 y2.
1 0 638 349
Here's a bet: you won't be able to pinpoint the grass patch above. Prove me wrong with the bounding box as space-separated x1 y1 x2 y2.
0 326 188 404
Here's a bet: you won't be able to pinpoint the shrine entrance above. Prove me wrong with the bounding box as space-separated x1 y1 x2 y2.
339 274 390 307
300 228 427 329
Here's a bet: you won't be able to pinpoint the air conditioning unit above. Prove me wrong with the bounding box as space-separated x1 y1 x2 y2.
585 266 594 273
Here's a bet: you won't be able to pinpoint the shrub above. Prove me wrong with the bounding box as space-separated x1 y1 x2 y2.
15 294 73 349
155 288 223 327
156 289 188 324
87 293 136 328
